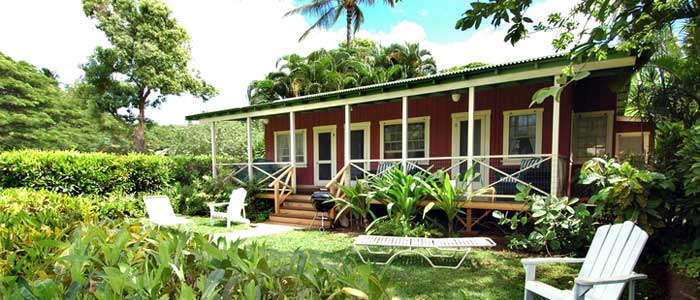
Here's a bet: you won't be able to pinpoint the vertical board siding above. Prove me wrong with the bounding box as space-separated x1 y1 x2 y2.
264 78 624 186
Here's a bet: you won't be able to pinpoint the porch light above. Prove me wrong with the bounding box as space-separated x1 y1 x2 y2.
451 93 461 102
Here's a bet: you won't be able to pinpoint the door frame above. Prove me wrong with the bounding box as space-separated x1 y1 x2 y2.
451 110 491 187
313 125 337 186
349 122 371 183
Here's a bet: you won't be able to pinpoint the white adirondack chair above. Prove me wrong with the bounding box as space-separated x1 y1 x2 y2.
208 188 250 227
143 196 192 226
522 221 648 300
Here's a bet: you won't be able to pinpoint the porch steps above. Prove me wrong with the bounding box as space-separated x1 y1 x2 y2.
265 194 332 227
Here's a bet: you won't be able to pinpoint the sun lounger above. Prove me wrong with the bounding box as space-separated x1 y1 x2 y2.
143 196 192 226
353 235 496 269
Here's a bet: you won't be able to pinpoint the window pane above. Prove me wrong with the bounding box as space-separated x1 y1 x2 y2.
383 122 426 158
318 164 332 180
618 135 644 155
318 132 331 161
350 130 364 160
276 135 290 162
573 115 609 161
509 114 536 155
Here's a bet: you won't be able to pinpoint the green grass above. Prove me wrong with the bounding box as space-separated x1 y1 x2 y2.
247 230 579 299
182 216 249 235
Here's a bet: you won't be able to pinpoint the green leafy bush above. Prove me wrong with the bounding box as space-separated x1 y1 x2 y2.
0 150 171 195
333 181 375 231
1 221 393 299
493 185 594 254
169 155 212 185
427 168 491 234
666 238 700 279
580 157 674 233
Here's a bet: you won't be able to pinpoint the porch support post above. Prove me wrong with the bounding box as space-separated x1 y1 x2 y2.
210 122 217 179
246 117 253 181
467 87 475 194
401 96 408 172
344 104 351 185
289 111 296 192
550 76 561 196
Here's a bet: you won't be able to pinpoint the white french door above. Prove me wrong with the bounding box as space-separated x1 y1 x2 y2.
451 111 491 189
313 125 336 186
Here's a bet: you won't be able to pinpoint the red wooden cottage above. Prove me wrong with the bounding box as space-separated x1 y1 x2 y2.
186 53 651 226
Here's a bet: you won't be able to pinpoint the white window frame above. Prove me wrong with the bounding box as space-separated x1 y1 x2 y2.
273 129 307 167
349 122 371 182
451 110 491 186
615 131 651 158
572 110 614 163
502 108 543 165
313 125 337 186
379 116 431 160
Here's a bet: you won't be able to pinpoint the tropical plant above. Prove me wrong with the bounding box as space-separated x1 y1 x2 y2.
80 0 217 152
493 185 594 254
427 168 492 234
380 42 437 80
285 0 396 48
332 181 375 231
579 157 675 233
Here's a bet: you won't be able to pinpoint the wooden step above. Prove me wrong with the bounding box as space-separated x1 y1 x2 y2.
282 201 314 210
279 208 328 218
255 193 311 201
268 212 333 227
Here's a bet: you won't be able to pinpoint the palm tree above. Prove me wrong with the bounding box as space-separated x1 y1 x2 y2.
285 0 396 48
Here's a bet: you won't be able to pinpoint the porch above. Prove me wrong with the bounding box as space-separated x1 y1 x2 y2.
187 54 637 229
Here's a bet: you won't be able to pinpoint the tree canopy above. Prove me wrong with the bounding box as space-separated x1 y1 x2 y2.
247 39 437 104
454 0 699 66
80 0 217 152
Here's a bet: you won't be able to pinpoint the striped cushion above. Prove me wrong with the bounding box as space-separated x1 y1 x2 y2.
520 158 543 170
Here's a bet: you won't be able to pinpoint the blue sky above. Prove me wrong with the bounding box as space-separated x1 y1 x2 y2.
294 0 478 43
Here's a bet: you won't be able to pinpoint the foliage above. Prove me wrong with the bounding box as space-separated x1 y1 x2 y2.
580 157 674 233
80 0 217 152
1 219 393 299
666 238 700 279
0 52 132 153
0 150 172 196
626 23 700 128
427 168 491 234
364 166 436 236
454 0 699 66
440 62 490 72
248 40 437 104
285 0 396 48
147 120 266 159
493 185 594 254
333 181 375 231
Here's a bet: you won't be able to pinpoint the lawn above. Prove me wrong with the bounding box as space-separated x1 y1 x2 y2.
247 230 579 299
182 216 249 235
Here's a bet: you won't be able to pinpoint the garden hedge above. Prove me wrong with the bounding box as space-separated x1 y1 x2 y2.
0 150 211 196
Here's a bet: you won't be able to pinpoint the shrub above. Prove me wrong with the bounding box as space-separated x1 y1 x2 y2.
666 238 700 279
333 181 375 231
579 157 674 233
493 185 594 254
0 150 171 196
168 155 212 185
427 168 491 234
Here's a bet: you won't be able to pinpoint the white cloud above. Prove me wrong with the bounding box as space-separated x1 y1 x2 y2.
0 0 576 125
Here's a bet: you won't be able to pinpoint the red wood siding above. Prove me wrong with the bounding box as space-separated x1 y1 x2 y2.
264 78 629 186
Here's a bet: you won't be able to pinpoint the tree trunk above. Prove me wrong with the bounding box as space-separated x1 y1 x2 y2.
346 6 352 48
134 87 150 153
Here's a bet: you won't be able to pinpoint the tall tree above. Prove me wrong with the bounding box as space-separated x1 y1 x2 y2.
285 0 396 48
81 0 217 152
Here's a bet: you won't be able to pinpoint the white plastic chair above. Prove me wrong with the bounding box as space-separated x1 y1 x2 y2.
522 221 648 300
143 196 192 226
208 188 250 227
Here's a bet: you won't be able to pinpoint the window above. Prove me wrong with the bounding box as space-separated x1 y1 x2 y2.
616 132 650 158
274 130 306 166
572 111 613 163
380 117 430 159
503 109 543 163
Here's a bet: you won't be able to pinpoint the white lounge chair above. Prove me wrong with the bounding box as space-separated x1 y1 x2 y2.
143 196 192 226
354 235 496 269
522 221 648 300
208 188 250 228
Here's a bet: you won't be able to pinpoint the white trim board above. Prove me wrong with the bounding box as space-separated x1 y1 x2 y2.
196 57 636 123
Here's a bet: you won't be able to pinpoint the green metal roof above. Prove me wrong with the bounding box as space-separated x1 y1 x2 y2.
186 52 631 121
